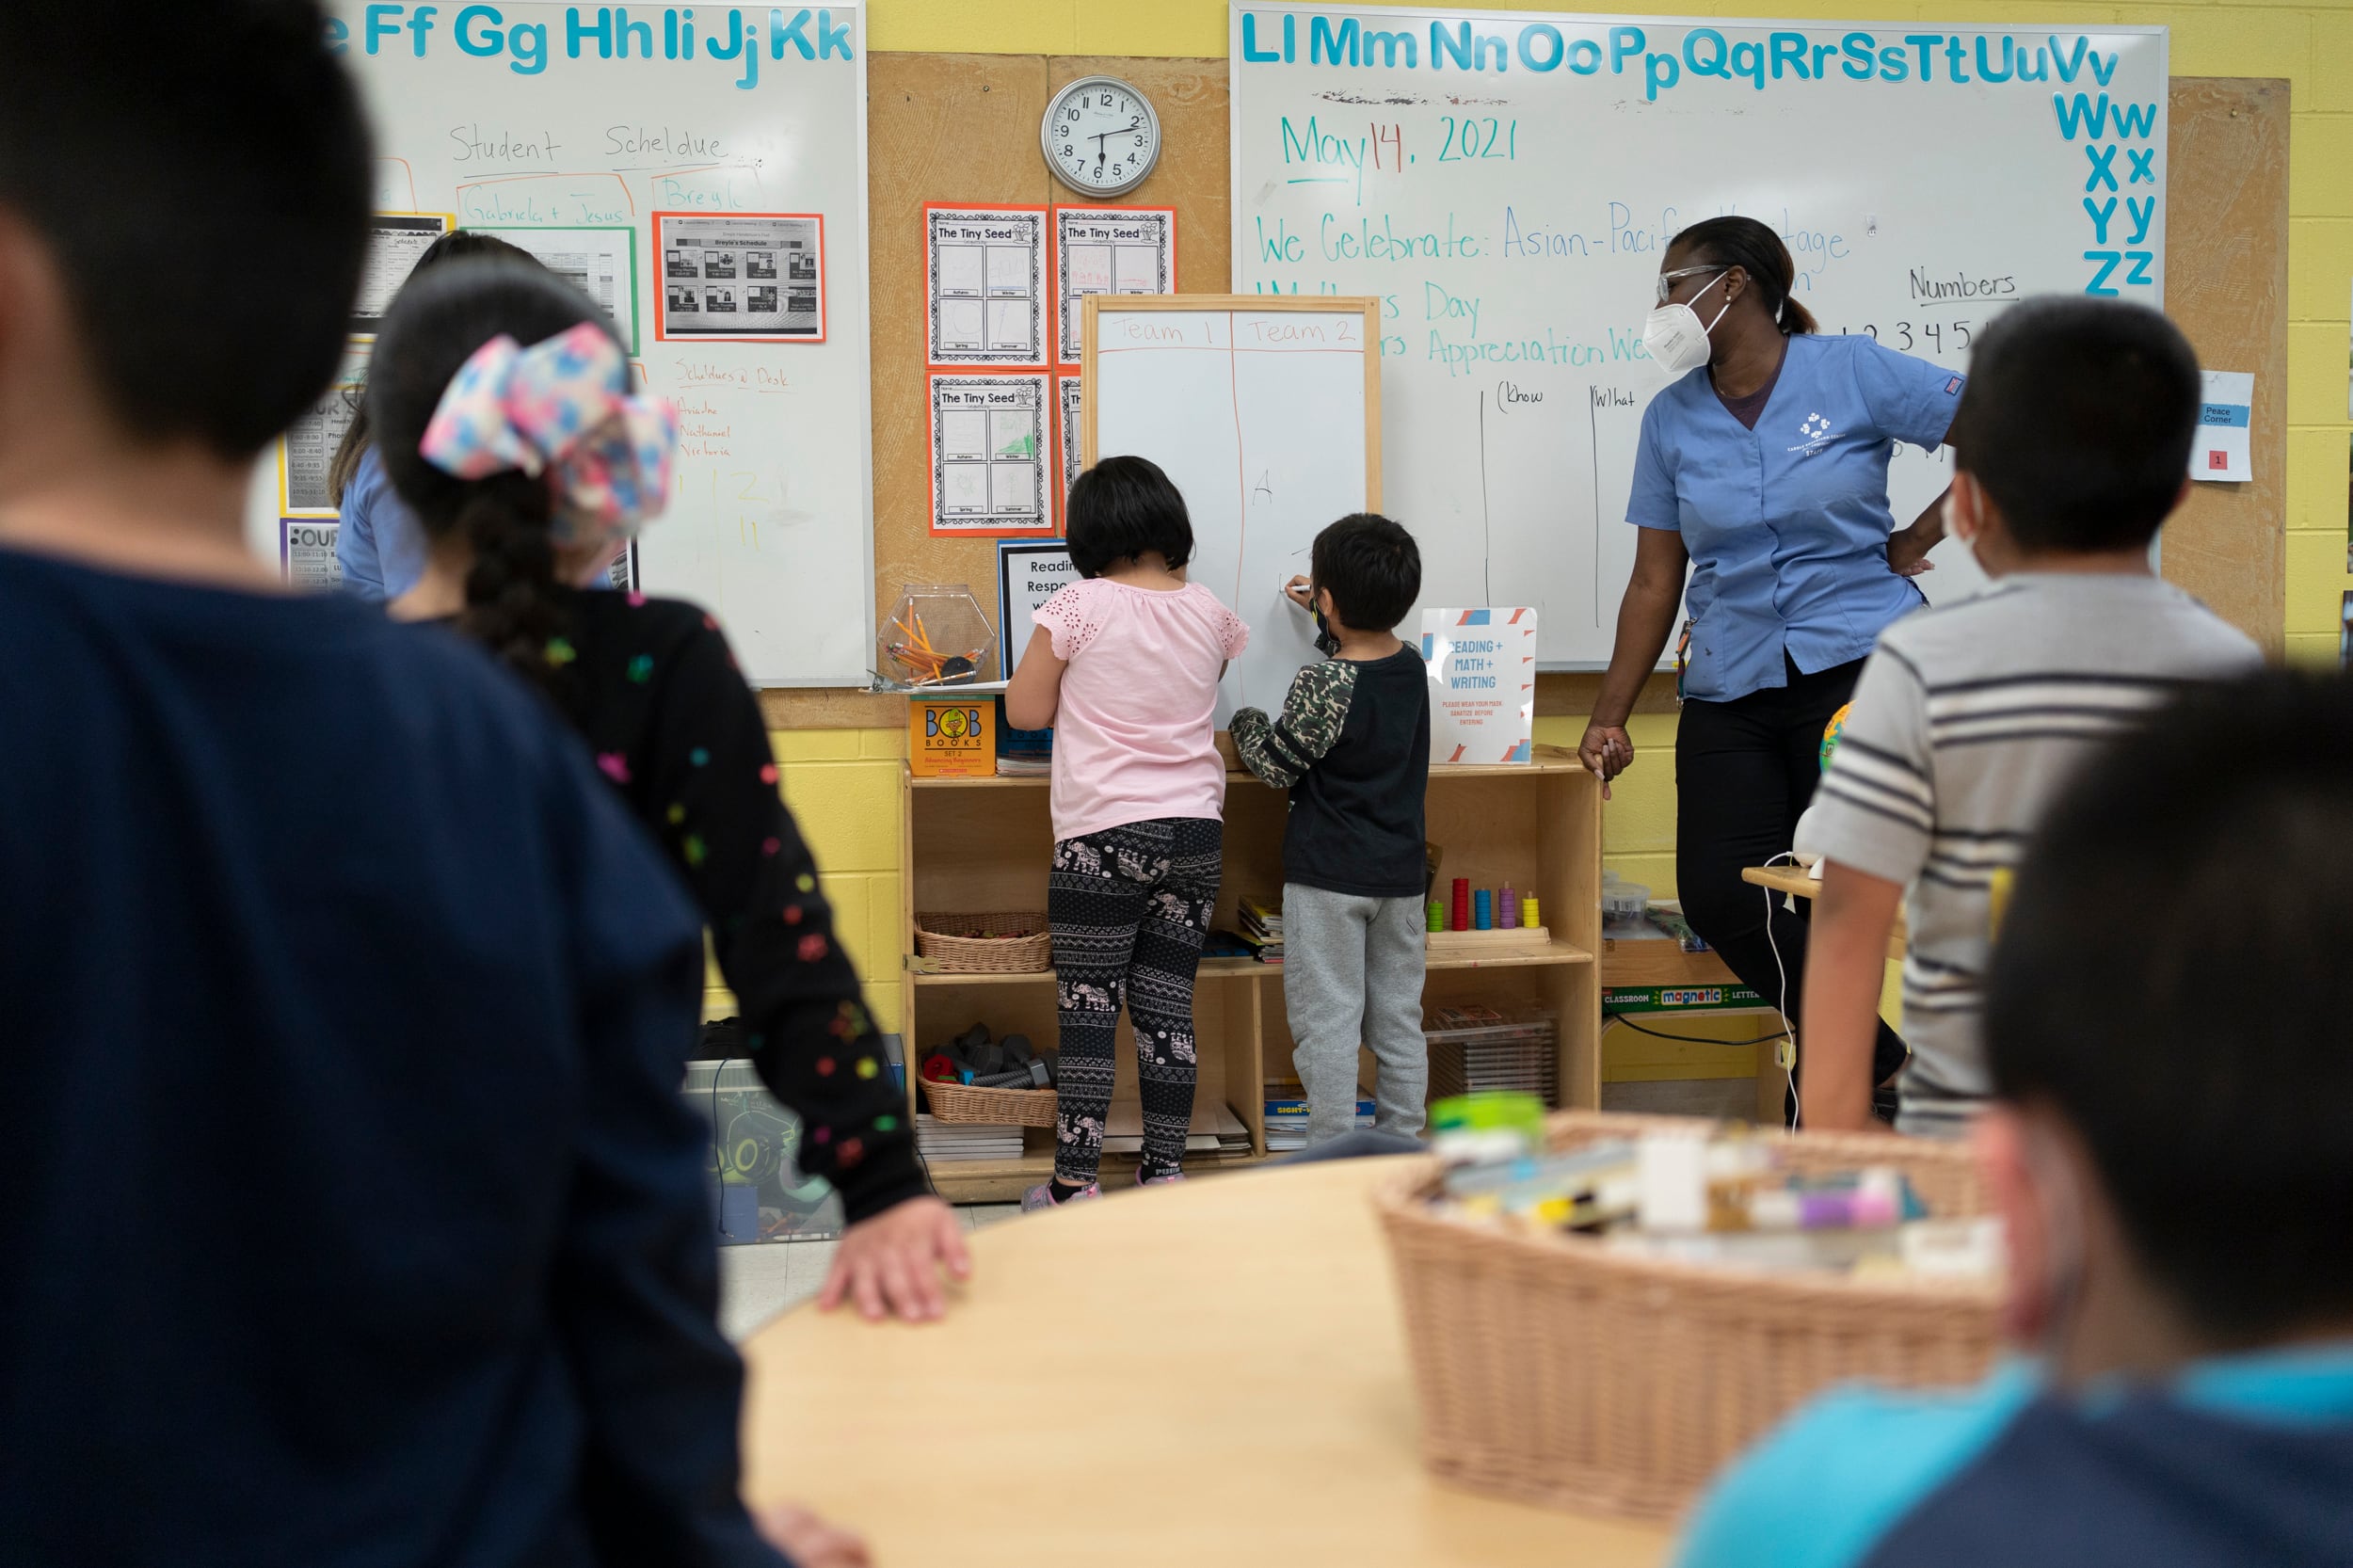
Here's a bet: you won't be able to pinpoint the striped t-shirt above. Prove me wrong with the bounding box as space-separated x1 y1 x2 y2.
1807 573 2260 1135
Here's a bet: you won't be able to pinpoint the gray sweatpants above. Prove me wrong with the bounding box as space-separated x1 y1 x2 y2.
1282 884 1429 1147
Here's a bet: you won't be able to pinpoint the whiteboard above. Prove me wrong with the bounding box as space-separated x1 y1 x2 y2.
1231 6 2168 664
248 1 876 685
1083 296 1381 717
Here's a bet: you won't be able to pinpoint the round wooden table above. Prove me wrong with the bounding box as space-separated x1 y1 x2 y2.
740 1156 1670 1567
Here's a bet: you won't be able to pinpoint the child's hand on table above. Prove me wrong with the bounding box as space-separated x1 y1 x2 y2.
818 1194 971 1322
755 1503 872 1568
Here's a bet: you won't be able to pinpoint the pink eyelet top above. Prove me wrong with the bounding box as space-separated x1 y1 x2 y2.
1033 577 1250 842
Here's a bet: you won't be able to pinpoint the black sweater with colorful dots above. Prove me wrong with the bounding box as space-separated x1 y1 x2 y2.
553 589 926 1223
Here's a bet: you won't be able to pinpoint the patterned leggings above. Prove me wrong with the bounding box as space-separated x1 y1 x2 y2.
1048 817 1223 1184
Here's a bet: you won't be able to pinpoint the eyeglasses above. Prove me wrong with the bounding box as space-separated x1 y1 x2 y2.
1655 265 1729 304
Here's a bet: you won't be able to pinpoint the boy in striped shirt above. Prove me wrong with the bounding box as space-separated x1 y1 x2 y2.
1799 299 2259 1136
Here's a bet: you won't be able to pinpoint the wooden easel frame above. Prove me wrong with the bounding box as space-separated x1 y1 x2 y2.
1079 292 1383 509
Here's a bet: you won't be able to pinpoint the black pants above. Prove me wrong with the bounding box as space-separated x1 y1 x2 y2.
1048 818 1223 1183
1675 657 1908 1102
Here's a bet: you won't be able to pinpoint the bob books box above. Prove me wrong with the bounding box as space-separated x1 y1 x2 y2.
907 696 996 778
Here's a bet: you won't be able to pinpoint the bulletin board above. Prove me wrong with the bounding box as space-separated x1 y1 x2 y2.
765 58 2285 726
262 1 878 687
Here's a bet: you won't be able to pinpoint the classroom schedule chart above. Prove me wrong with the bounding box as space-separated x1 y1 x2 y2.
657 215 825 340
1230 6 2169 664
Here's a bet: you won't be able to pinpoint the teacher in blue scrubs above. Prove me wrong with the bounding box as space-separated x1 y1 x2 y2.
1578 216 1962 1110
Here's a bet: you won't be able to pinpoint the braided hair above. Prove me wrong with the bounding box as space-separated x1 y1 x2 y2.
370 256 619 696
1669 216 1817 335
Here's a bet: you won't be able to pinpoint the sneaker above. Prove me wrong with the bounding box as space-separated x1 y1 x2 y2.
1136 1169 1184 1188
1020 1179 1100 1212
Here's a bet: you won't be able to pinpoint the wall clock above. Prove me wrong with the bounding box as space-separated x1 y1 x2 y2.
1042 74 1160 199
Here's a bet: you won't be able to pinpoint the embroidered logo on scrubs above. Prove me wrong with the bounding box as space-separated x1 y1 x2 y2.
1788 410 1840 456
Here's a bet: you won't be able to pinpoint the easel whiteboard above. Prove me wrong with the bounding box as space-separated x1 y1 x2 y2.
249 0 876 685
1082 295 1381 716
1231 5 2169 665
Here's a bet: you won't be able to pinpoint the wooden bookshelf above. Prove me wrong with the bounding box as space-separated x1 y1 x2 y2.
900 745 1603 1201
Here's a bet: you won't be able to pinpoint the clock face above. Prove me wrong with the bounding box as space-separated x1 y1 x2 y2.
1043 76 1160 198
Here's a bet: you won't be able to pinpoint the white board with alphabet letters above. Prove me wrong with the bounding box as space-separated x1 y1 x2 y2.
1082 294 1381 718
1232 4 2168 664
248 0 875 685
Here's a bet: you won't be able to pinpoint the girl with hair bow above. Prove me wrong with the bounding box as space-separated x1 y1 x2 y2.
373 259 963 1563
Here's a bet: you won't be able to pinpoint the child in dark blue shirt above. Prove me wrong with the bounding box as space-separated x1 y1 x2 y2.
1677 671 2353 1568
0 8 840 1565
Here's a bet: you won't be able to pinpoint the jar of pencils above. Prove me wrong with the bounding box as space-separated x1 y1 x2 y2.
879 584 997 689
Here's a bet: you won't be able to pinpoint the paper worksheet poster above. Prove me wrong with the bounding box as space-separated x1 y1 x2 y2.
353 213 453 335
654 213 825 342
1053 206 1174 366
479 226 640 351
925 206 1047 366
279 344 368 515
2192 370 2253 483
998 539 1080 678
280 519 343 590
930 374 1051 536
1420 608 1538 764
1057 372 1083 523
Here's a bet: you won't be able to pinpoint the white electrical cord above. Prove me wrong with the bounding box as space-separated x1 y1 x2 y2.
1760 850 1801 1131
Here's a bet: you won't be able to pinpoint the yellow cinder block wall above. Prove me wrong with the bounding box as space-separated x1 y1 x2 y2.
743 0 2346 1038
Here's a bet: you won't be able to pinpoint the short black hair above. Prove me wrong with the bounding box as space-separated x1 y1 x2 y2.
1948 297 2199 554
1065 456 1193 578
0 2 369 460
1985 671 2353 1345
1311 514 1421 632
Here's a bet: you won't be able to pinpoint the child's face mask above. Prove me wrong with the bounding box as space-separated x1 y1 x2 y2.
1944 479 1988 572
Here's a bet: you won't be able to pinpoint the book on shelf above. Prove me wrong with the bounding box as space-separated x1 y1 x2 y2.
1237 894 1285 963
1098 1100 1252 1157
1262 1084 1376 1149
914 1112 1025 1162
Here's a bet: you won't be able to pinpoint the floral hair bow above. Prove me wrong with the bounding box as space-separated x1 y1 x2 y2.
419 321 677 552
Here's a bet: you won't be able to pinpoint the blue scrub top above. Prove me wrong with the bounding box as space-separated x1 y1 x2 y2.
334 445 430 603
1625 332 1964 703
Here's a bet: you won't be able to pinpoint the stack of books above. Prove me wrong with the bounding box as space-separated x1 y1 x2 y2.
996 714 1052 777
1238 894 1285 966
1263 1085 1377 1151
1099 1100 1252 1157
914 1113 1024 1162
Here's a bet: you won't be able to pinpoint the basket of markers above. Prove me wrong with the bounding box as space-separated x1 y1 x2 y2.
1375 1106 2002 1524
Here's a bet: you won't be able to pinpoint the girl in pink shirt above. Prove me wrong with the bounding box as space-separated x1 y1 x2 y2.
1004 456 1248 1208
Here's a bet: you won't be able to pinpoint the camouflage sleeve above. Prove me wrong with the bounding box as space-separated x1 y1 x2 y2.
1231 661 1357 789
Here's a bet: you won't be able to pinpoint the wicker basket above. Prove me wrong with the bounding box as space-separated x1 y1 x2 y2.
913 912 1050 974
1376 1112 2000 1523
921 1078 1059 1128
